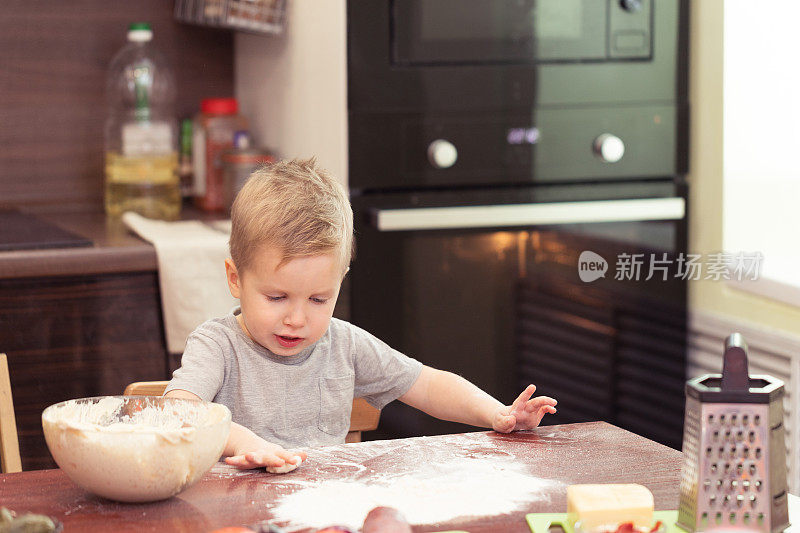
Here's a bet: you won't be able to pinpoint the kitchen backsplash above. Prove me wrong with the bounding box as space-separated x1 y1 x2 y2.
0 1 234 212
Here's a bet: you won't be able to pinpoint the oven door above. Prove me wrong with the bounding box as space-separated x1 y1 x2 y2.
349 191 687 448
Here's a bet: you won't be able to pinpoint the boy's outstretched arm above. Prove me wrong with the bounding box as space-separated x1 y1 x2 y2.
164 389 307 470
398 366 557 433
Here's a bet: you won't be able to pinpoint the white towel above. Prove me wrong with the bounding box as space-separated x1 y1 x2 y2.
122 212 238 353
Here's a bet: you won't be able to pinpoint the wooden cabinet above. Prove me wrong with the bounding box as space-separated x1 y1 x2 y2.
0 272 169 470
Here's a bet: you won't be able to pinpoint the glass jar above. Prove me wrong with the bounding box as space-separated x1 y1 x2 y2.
192 98 248 212
221 131 275 212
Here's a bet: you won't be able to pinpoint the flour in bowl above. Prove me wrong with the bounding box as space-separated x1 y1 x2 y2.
46 396 213 441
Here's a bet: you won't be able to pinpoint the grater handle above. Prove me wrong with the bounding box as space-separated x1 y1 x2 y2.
722 333 750 390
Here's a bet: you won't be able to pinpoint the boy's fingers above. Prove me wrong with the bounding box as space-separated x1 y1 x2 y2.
226 451 299 469
258 453 286 467
237 452 284 468
535 405 557 418
275 451 296 464
225 455 250 467
512 384 536 410
525 396 557 412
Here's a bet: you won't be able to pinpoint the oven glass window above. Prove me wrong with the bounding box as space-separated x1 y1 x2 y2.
392 0 607 65
351 216 686 448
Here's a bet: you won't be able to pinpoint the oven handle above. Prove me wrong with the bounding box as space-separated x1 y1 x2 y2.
372 197 685 232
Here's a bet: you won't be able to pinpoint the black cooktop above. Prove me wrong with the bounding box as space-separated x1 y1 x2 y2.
0 210 93 251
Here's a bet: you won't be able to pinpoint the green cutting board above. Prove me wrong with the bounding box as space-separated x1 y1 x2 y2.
526 510 680 533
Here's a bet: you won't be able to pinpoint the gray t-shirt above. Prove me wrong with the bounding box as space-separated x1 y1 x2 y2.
165 308 423 448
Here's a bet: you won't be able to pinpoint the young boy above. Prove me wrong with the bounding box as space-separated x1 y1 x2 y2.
165 158 557 471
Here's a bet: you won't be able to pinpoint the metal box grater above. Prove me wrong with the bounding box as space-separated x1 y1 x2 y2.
678 333 789 532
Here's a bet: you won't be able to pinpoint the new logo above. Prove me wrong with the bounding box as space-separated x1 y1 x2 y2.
578 251 608 282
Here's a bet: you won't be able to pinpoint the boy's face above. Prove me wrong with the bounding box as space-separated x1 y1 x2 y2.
225 245 342 356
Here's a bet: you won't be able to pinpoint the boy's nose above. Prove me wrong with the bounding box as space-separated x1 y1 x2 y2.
283 304 305 327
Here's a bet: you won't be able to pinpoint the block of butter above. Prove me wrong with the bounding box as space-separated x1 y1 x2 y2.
567 484 654 532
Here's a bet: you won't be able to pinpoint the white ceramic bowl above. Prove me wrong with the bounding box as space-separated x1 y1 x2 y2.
42 395 231 503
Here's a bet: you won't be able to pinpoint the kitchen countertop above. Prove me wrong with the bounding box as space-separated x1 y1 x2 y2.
0 421 684 533
0 208 227 280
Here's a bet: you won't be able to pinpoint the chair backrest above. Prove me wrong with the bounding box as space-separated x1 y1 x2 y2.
0 353 22 473
124 381 380 443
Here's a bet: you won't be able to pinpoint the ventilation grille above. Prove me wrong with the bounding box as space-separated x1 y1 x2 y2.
688 310 798 494
616 300 687 447
516 283 615 424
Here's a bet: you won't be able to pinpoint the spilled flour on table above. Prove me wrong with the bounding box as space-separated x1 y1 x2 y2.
270 438 559 531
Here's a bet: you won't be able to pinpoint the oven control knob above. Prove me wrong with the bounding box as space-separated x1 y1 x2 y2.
427 139 458 169
593 133 625 163
620 0 643 12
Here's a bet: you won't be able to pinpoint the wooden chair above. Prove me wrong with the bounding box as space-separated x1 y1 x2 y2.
0 354 22 473
124 381 380 443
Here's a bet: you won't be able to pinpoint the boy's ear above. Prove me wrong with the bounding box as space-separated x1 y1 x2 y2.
225 258 241 299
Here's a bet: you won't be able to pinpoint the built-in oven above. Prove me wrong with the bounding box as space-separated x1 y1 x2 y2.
346 0 689 448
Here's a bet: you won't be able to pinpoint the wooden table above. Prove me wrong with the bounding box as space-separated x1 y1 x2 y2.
0 422 682 532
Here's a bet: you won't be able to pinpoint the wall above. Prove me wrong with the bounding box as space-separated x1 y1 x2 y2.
688 0 800 337
0 1 234 212
235 0 348 186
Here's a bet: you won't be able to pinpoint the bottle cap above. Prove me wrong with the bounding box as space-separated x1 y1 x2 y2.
128 22 153 43
201 98 239 115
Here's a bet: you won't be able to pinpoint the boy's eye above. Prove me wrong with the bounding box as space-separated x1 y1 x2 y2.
310 297 328 304
266 295 285 302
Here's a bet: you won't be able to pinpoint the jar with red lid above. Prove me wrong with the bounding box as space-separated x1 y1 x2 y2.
221 131 275 212
192 98 248 211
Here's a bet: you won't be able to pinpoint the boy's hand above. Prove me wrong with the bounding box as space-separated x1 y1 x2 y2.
492 384 557 433
225 440 308 471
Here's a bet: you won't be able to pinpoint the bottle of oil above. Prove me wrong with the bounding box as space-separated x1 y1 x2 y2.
104 22 180 220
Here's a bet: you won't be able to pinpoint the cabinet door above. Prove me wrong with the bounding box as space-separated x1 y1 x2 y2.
0 273 168 470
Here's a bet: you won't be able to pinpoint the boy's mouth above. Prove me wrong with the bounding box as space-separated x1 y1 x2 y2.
275 334 303 349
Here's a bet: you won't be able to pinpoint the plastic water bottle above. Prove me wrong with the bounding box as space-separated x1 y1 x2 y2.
104 22 180 220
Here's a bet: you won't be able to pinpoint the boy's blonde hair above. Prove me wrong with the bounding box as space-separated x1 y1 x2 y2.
229 158 353 275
